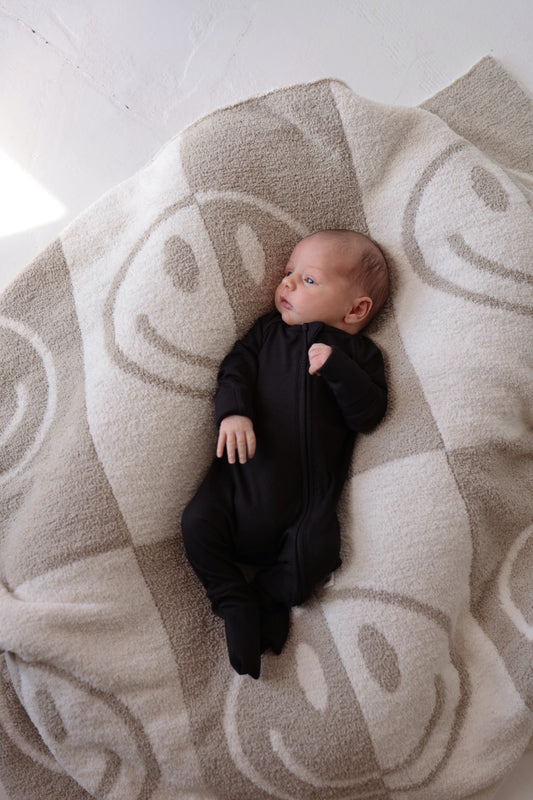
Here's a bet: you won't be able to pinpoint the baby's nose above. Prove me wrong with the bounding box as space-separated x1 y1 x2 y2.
283 274 294 288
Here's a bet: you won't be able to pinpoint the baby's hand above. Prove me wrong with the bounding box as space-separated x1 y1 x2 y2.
308 343 332 375
217 415 256 464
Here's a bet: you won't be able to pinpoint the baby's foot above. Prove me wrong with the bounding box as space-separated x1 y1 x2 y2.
223 601 261 679
260 603 290 655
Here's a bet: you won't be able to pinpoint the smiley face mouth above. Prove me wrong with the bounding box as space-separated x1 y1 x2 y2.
403 141 532 317
223 586 471 798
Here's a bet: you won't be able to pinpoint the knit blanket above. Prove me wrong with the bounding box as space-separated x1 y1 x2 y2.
1 56 532 800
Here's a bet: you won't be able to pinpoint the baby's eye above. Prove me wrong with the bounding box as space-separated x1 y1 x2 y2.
304 277 315 285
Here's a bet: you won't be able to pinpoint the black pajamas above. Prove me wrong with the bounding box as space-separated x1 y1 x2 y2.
181 311 387 677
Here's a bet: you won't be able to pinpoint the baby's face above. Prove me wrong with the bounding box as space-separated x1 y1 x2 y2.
275 236 359 329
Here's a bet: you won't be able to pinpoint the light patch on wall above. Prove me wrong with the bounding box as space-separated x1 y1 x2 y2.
0 151 66 237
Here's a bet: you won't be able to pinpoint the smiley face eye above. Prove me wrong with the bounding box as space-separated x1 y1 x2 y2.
358 623 401 693
471 165 510 212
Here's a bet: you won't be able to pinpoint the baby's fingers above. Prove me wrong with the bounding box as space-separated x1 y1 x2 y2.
216 429 228 459
216 430 246 464
217 416 256 464
227 433 239 464
235 429 257 463
308 342 332 374
235 431 249 464
245 429 256 460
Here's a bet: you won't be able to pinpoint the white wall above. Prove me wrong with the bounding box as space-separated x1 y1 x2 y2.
1 0 533 291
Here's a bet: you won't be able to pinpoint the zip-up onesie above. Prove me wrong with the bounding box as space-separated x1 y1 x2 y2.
181 311 387 672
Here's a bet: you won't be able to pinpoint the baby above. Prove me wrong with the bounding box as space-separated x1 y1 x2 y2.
181 229 389 678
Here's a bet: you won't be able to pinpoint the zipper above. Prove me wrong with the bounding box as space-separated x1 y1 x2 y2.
301 324 311 505
296 323 313 600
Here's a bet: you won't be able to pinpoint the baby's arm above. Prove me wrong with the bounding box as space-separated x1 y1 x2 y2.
215 316 265 464
217 415 256 464
310 339 387 432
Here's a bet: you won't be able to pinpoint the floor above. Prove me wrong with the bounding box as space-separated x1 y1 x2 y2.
0 1 532 797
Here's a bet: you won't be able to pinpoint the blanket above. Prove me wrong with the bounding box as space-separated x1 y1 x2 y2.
1 55 532 800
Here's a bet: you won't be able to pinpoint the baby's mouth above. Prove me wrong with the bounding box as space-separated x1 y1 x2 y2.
280 296 292 310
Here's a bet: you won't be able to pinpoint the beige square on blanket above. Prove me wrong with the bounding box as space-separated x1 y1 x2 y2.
0 56 532 799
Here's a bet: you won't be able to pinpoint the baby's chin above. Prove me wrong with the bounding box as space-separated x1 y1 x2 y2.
277 307 301 326
275 299 296 325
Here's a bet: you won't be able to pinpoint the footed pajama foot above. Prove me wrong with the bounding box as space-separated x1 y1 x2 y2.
223 601 262 679
260 603 290 655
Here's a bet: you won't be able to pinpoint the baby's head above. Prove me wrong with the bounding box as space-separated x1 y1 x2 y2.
275 229 389 333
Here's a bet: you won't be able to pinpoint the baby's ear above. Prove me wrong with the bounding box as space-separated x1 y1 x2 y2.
344 296 373 327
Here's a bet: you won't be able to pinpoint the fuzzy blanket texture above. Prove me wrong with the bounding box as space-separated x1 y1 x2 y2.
0 56 532 800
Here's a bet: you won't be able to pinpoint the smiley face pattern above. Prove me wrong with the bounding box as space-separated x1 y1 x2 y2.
0 57 532 799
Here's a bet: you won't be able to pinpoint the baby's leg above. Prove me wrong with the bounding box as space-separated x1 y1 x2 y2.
181 473 262 678
254 588 290 656
255 514 342 609
221 598 261 679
